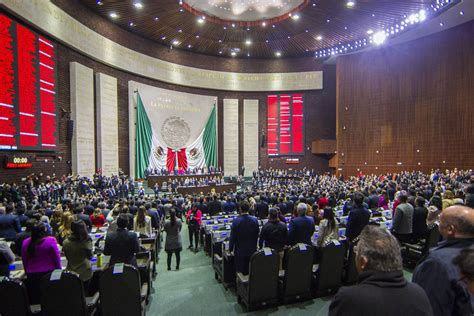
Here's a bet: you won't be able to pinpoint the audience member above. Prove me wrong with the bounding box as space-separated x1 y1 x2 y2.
258 208 288 269
90 208 106 228
62 220 93 292
316 207 339 247
163 209 182 271
21 221 61 304
345 192 370 242
288 203 315 245
453 246 474 295
0 239 15 277
392 191 414 242
329 225 433 316
0 205 21 241
412 196 429 240
103 214 140 267
186 204 202 251
413 205 474 316
134 206 153 237
229 201 259 275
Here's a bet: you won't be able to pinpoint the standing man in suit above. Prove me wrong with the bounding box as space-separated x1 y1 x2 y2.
208 196 222 216
0 206 21 241
345 192 371 242
229 201 259 275
73 206 92 232
255 196 269 219
288 203 315 245
104 214 140 267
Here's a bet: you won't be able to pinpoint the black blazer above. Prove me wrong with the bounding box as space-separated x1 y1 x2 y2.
288 215 315 246
104 228 140 267
345 206 370 241
229 214 259 256
329 271 433 316
255 202 269 219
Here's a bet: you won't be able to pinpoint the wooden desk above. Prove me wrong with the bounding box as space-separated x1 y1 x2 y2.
176 183 237 195
147 173 222 187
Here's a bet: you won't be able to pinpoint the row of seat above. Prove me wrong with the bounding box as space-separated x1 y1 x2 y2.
214 241 357 311
0 264 148 316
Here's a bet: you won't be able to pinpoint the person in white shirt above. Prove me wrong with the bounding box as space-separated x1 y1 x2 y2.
133 206 152 237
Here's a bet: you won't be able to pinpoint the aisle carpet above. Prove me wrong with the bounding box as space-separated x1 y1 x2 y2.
146 223 331 315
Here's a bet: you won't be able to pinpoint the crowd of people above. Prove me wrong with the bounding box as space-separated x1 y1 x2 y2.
0 168 473 314
145 166 222 177
153 175 226 194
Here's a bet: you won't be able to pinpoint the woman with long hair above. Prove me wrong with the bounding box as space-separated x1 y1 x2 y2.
427 194 443 228
90 208 106 228
133 206 152 237
21 221 61 304
316 207 339 247
62 220 93 294
185 203 202 252
163 209 182 271
49 208 63 236
58 212 74 245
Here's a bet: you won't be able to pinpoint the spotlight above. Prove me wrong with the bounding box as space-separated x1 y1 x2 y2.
245 40 252 45
275 52 281 57
346 1 355 8
133 2 143 9
373 31 387 45
109 12 118 19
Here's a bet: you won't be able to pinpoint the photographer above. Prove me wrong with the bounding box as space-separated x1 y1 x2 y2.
186 204 202 252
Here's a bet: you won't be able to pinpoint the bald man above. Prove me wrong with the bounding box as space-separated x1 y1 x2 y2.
413 205 474 316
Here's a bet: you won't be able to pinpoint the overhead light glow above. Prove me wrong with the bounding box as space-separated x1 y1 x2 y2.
373 31 387 45
262 22 266 27
109 12 118 19
366 29 374 35
129 21 136 27
96 1 103 5
172 40 180 46
245 40 252 45
316 35 323 41
346 1 355 8
197 18 205 24
133 2 143 9
291 14 300 20
275 52 282 57
231 51 237 56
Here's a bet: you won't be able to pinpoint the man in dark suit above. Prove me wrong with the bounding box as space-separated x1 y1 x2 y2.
288 203 315 245
329 226 433 316
413 205 474 316
255 196 269 219
208 195 222 216
73 206 92 232
345 192 371 242
0 206 21 241
145 202 160 230
104 214 140 267
229 201 259 275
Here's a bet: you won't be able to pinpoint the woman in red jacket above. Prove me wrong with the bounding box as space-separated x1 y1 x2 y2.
185 204 202 252
89 208 106 228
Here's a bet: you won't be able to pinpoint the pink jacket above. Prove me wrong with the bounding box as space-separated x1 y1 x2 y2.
22 236 62 273
186 209 202 226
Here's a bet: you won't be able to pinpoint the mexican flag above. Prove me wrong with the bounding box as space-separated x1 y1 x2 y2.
135 92 217 178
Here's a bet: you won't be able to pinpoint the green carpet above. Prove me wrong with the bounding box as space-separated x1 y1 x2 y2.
146 223 331 315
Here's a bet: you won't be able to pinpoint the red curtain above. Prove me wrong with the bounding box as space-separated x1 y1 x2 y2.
177 148 187 171
166 148 176 173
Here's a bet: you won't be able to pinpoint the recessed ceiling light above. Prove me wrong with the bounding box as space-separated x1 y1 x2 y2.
373 31 387 45
218 51 223 54
96 1 103 5
326 19 330 23
179 8 184 12
231 51 236 56
154 17 159 21
291 14 300 20
459 10 464 15
197 17 205 24
129 21 135 27
187 44 192 48
287 36 291 39
172 40 180 46
133 2 143 9
275 52 281 57
367 29 374 34
231 23 236 28
346 1 355 8
245 40 252 45
316 35 323 41
439 22 444 26
161 36 166 40
195 35 200 38
262 22 267 27
272 24 276 28
218 39 222 43
178 29 182 33
247 53 250 57
109 12 118 19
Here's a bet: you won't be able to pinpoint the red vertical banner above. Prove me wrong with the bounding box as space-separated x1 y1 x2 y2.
38 36 57 148
0 15 16 149
291 94 304 154
279 94 291 154
267 95 278 156
17 24 38 147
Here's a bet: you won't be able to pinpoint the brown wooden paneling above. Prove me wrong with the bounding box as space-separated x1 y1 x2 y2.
336 21 474 177
312 139 336 154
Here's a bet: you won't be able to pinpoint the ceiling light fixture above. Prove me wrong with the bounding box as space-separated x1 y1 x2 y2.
172 40 180 46
291 14 300 20
373 31 387 45
231 51 237 57
346 1 355 8
129 21 135 27
109 12 118 19
133 2 143 9
96 1 103 5
366 29 374 34
316 35 323 41
262 22 266 27
275 52 282 57
245 40 252 45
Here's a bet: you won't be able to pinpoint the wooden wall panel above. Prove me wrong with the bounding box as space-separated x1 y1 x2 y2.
336 21 474 177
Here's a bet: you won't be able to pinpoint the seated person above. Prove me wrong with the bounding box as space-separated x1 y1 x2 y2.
329 225 433 316
104 214 140 267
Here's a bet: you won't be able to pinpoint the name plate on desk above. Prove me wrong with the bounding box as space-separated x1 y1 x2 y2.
113 263 124 274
